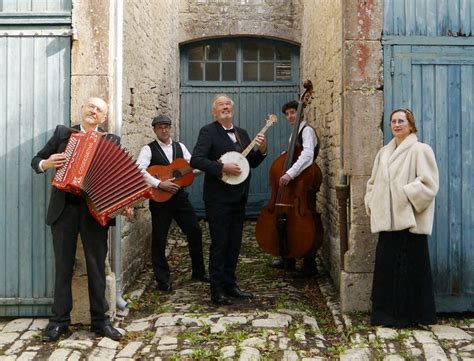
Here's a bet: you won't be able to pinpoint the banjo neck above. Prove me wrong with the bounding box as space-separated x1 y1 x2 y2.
241 121 273 157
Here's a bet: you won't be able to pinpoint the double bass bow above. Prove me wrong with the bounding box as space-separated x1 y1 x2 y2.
255 80 323 259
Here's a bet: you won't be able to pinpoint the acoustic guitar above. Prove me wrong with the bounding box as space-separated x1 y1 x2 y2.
147 158 201 202
220 114 277 185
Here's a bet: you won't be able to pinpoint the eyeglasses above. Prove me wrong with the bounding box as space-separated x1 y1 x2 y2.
391 118 407 125
86 103 105 114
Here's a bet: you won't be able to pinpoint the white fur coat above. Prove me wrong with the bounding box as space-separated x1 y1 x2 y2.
364 133 439 235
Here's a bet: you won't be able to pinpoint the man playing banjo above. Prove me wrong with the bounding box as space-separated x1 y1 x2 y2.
190 94 267 305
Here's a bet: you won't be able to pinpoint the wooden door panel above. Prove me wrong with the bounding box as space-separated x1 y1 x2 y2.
384 44 474 311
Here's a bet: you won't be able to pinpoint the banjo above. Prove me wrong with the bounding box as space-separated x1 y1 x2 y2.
220 114 277 185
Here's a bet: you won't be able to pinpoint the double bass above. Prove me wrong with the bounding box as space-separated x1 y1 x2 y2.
255 80 323 259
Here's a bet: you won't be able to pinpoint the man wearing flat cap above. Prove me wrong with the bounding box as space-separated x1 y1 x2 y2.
137 115 208 291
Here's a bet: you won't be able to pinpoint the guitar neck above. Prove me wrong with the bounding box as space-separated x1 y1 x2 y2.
241 123 272 157
181 165 203 177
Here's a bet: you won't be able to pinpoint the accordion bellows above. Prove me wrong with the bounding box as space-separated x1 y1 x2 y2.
52 131 151 226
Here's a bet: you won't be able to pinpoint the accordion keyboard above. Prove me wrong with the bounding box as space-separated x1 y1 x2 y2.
54 135 79 183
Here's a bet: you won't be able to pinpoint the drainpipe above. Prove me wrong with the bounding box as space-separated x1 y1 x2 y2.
336 0 350 271
111 0 128 311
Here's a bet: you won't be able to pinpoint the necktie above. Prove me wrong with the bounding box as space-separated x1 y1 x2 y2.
225 128 235 133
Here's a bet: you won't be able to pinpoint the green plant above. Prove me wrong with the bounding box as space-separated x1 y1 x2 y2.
31 333 42 341
271 280 288 289
142 330 155 341
154 303 173 314
169 354 181 361
189 303 206 313
190 347 221 359
369 337 385 360
395 329 413 343
326 345 347 356
123 295 139 309
347 310 370 323
438 339 451 350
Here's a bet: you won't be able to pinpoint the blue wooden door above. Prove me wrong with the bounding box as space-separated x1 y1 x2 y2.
384 43 474 312
0 4 71 316
180 38 299 217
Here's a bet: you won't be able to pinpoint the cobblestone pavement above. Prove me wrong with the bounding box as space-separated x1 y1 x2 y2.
1 221 473 360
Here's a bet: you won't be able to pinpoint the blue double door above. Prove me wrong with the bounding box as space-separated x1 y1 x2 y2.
384 42 474 311
180 38 300 217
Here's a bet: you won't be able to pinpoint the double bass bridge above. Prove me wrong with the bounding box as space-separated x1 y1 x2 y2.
275 203 294 208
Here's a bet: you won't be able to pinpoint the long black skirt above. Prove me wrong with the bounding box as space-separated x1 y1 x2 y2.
371 230 437 327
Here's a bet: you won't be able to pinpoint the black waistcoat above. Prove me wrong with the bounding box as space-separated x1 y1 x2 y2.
148 140 184 166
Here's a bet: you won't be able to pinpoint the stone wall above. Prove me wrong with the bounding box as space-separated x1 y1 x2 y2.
71 0 112 120
340 0 383 312
179 0 302 44
300 0 343 287
300 0 384 312
120 0 181 290
70 0 115 324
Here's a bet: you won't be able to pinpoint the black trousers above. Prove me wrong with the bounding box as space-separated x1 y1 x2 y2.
149 192 204 285
50 198 109 327
205 200 245 294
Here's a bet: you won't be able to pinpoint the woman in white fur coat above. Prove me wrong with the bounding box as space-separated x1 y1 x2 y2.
365 108 439 328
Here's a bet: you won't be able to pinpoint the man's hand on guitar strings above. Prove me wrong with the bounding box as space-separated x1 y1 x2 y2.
158 178 181 194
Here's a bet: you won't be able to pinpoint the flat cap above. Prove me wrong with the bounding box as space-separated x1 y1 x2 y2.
151 115 172 127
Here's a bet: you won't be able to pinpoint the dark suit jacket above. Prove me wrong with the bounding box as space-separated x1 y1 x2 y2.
190 121 266 204
31 124 119 225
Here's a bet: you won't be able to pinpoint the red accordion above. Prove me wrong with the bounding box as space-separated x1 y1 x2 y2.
52 130 152 226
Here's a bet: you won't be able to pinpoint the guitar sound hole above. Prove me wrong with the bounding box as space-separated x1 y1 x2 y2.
172 170 182 178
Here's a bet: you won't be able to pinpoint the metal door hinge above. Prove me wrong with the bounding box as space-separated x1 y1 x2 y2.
390 58 395 76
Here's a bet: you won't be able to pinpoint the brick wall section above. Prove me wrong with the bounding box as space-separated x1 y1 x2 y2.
179 0 302 44
300 0 343 287
119 0 181 289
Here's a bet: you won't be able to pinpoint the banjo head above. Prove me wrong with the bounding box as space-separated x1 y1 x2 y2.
220 151 250 185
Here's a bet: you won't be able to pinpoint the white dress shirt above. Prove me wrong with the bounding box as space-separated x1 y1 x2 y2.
286 121 318 179
136 138 192 188
221 125 237 143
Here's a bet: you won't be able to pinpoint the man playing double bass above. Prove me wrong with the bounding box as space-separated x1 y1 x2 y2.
269 100 321 277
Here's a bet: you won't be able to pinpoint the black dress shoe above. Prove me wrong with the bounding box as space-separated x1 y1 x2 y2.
270 257 296 270
224 286 254 299
298 258 318 278
192 273 210 283
157 282 172 291
90 324 122 341
42 324 69 342
211 292 233 305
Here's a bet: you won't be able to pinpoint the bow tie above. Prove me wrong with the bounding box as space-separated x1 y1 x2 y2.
225 128 235 133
